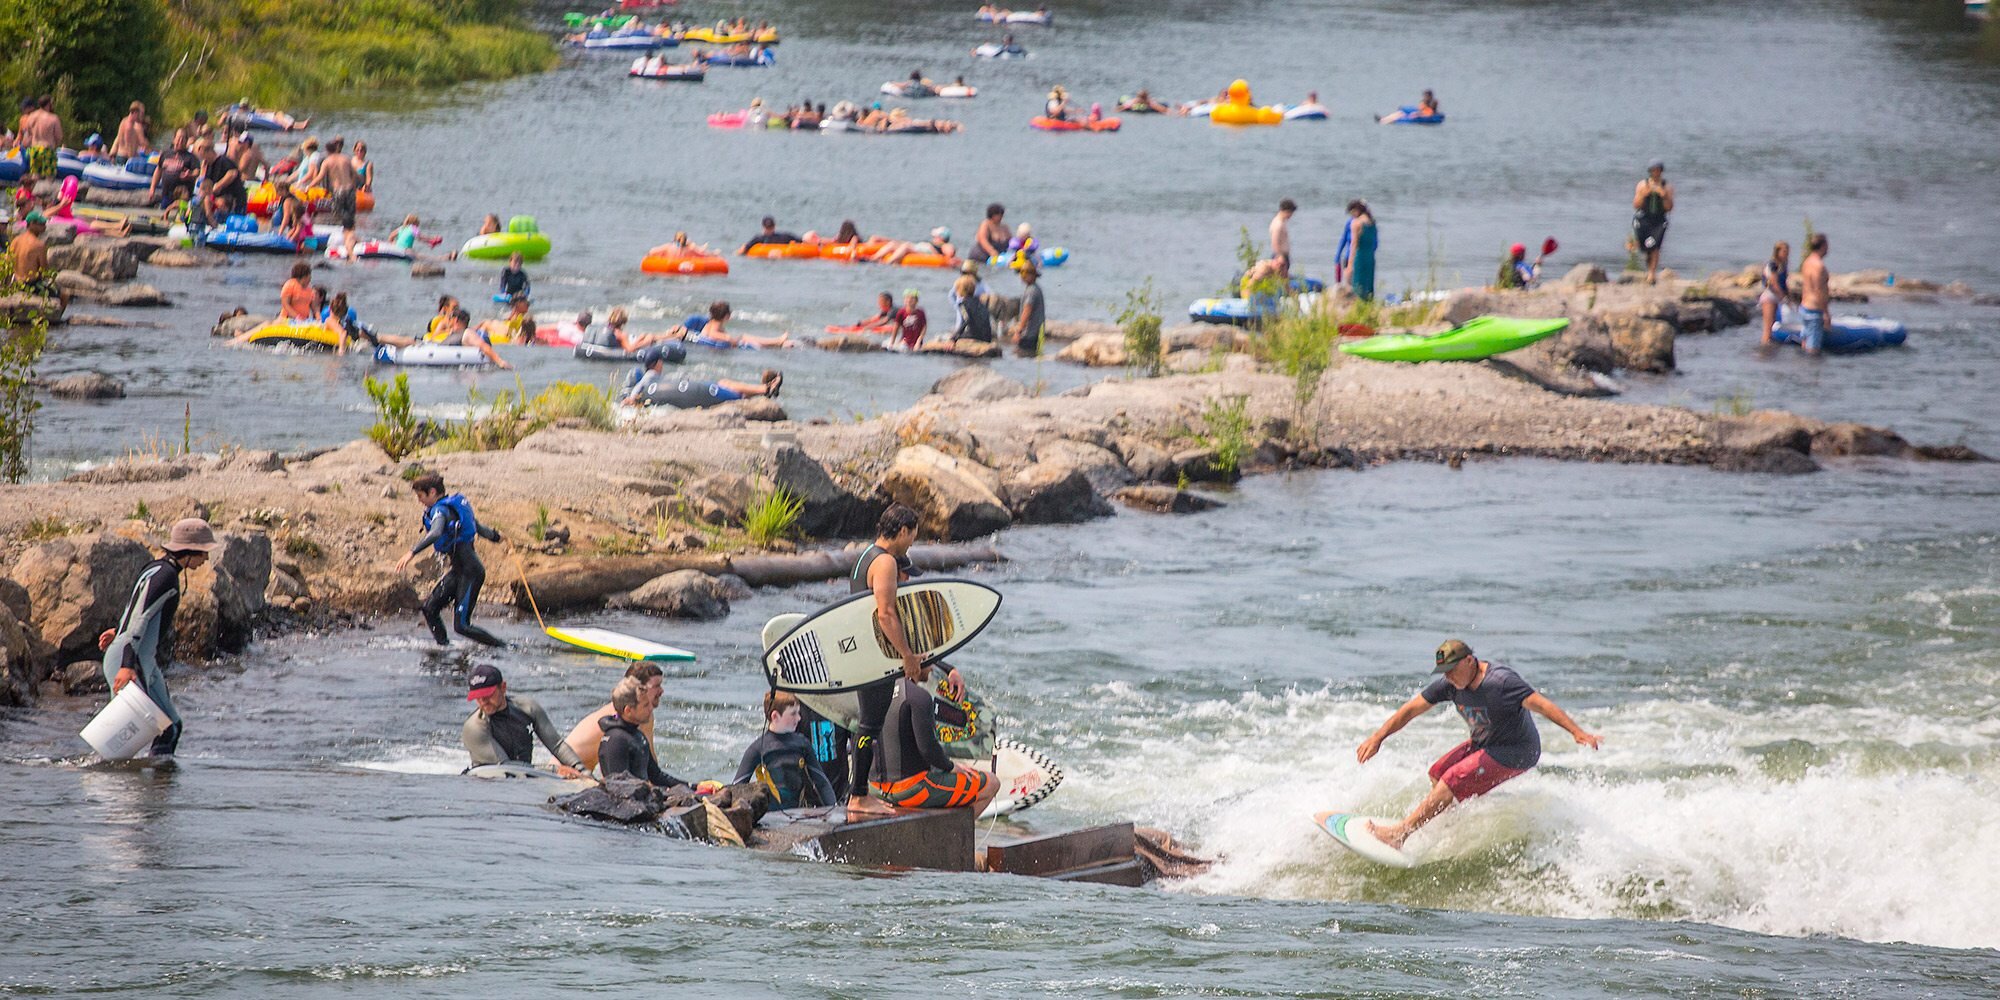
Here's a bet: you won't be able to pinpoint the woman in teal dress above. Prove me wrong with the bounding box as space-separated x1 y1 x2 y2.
1337 199 1377 301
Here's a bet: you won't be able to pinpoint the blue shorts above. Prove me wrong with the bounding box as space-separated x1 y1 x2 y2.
1798 308 1827 352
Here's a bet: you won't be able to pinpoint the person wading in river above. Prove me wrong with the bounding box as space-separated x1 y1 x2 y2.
394 473 507 647
1632 161 1674 285
564 662 665 774
1795 233 1831 356
95 518 222 759
462 664 586 777
1355 640 1601 850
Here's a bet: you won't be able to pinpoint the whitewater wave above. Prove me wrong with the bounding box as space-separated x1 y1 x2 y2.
1065 680 2000 951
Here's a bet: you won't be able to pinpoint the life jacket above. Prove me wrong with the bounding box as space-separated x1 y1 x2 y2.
423 493 479 552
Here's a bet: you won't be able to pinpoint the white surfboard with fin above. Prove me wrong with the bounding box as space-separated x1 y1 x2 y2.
1312 810 1417 868
761 579 1001 694
758 607 1060 818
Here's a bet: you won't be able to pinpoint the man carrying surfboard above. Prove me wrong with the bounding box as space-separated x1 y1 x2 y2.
844 504 967 817
1355 640 1600 850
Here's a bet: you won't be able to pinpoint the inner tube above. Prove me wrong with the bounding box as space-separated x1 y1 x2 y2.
205 228 322 254
573 341 638 362
742 241 821 259
937 85 978 99
1211 103 1284 126
630 64 705 81
880 81 939 98
1283 104 1330 120
703 49 775 66
461 231 551 262
79 162 152 191
973 43 1027 58
636 377 744 408
244 319 339 349
641 250 729 274
328 240 412 261
1385 105 1445 125
374 343 491 367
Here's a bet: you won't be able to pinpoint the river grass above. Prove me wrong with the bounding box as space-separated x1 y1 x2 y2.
158 0 557 122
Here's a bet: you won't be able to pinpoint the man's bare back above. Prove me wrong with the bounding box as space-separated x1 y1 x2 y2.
1800 249 1829 311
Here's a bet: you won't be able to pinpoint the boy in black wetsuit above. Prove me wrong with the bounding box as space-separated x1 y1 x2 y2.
734 691 837 808
394 473 506 647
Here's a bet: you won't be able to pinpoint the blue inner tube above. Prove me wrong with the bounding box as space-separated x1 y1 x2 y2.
1388 105 1445 125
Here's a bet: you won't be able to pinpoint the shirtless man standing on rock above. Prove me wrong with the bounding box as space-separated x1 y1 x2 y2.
1796 233 1831 357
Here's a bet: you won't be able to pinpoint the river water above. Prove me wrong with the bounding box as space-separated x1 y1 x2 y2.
8 0 2000 994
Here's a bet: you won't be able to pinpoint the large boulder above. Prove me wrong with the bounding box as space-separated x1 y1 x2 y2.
0 600 49 706
768 444 858 537
1560 263 1608 286
1710 412 1819 475
1031 437 1135 494
47 239 139 283
878 445 1012 540
681 472 755 526
612 569 732 621
171 531 272 663
1603 314 1676 372
1111 435 1175 483
1005 462 1113 525
1431 288 1569 327
99 283 171 307
10 533 153 662
1054 333 1128 367
930 365 1029 402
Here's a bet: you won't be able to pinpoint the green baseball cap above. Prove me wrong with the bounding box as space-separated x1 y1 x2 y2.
1433 639 1473 673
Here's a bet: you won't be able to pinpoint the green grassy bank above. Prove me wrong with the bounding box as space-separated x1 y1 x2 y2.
3 0 555 137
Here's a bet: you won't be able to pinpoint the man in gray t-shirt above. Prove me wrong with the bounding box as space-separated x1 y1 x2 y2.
1009 265 1046 357
1355 639 1601 850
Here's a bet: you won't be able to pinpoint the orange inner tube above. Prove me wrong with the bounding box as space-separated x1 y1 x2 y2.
819 239 891 261
897 252 956 268
642 252 729 275
742 242 823 259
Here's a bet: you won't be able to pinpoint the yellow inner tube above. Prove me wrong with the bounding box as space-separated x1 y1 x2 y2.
1210 102 1284 125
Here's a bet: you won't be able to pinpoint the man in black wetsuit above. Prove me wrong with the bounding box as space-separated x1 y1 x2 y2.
870 660 997 813
841 504 968 817
738 215 801 254
394 473 506 647
95 518 222 757
598 677 688 787
462 664 586 777
734 690 837 808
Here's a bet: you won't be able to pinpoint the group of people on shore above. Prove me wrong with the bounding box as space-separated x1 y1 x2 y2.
1244 198 1378 300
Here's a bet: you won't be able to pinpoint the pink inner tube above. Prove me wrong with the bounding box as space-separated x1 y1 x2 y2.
707 111 750 128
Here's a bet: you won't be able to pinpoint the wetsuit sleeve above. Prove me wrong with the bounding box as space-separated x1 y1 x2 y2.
462 711 504 767
521 697 584 769
476 523 501 542
804 745 836 807
908 685 953 773
1420 677 1454 705
732 734 765 785
409 519 446 557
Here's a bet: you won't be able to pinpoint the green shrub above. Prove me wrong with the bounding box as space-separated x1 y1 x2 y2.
1117 279 1164 376
364 373 425 460
743 486 804 547
1197 395 1253 475
1259 304 1343 407
0 0 170 135
529 381 616 430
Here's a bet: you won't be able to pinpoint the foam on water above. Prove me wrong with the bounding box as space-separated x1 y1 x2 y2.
1080 675 2000 951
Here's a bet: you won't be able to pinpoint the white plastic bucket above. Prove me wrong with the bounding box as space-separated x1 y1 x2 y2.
80 683 172 760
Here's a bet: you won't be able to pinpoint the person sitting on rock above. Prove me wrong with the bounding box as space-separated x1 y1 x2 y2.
461 664 587 776
733 691 838 808
600 677 689 787
564 663 666 773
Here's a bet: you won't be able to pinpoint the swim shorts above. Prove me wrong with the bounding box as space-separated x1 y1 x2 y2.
326 187 356 229
1428 740 1528 801
1798 308 1827 352
871 766 992 809
26 146 56 178
1632 213 1668 252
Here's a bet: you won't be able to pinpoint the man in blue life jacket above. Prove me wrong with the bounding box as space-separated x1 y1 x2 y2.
394 473 506 647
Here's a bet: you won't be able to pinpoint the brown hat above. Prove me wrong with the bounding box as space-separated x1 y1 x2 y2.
168 517 220 553
1433 639 1473 674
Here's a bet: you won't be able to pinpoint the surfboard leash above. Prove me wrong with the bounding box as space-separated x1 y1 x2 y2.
505 540 549 633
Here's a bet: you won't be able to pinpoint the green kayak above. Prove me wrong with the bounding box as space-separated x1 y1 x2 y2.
1339 316 1569 362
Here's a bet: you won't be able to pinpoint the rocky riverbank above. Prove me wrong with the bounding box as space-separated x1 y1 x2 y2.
1 337 1983 709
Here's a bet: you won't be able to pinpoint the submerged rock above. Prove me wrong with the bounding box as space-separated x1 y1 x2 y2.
1005 461 1112 524
930 365 1029 402
45 372 126 400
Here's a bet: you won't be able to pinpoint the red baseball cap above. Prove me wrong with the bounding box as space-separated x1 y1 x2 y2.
467 664 504 700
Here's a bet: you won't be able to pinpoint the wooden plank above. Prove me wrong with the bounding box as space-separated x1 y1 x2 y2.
751 807 975 872
985 823 1135 877
1048 859 1148 887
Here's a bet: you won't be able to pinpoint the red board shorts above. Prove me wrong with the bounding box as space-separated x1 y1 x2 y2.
871 766 992 809
1429 741 1529 801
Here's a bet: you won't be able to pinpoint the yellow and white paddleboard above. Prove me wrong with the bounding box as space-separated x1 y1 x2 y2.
546 626 696 662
